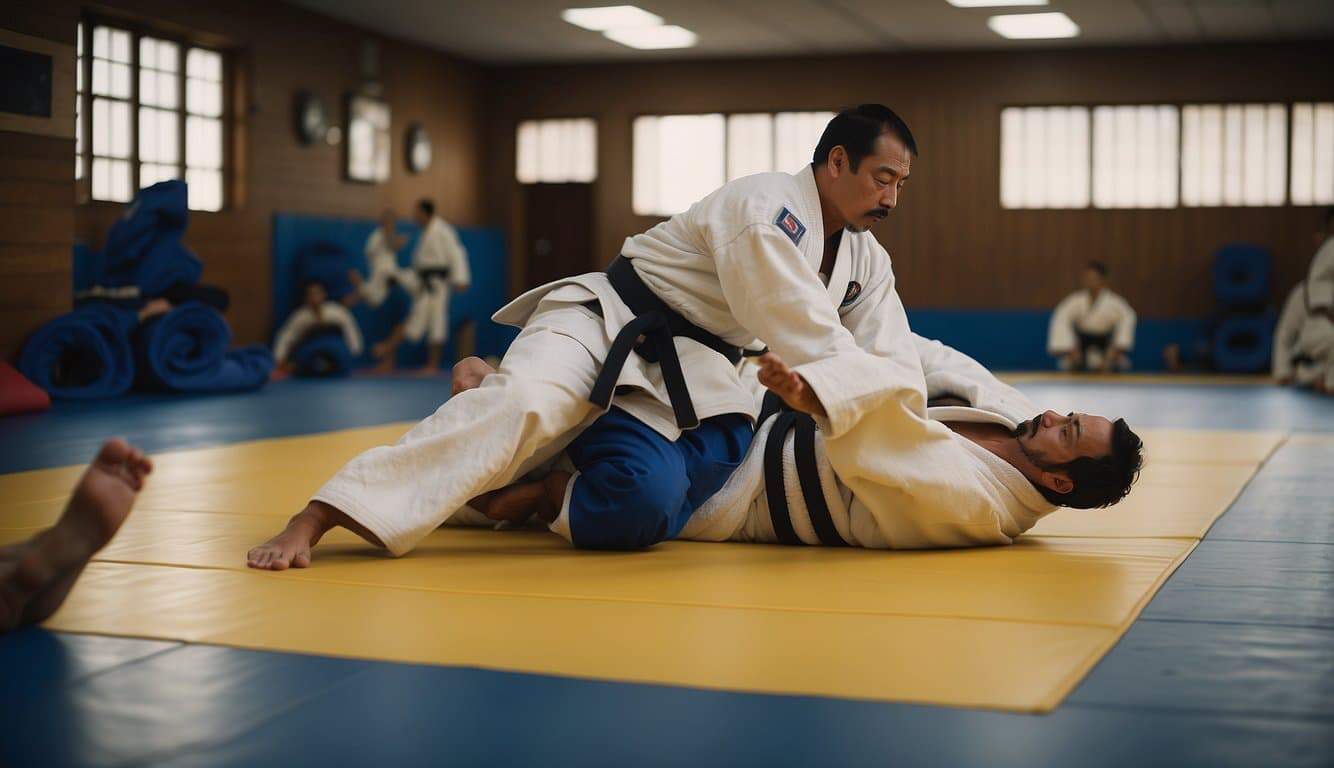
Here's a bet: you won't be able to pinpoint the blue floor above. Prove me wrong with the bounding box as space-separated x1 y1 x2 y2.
2 377 1332 767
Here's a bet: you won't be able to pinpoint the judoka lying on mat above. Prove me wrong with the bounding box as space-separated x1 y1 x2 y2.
247 104 925 569
448 332 1143 549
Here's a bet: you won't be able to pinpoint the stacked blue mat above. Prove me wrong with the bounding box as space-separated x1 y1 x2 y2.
19 181 273 400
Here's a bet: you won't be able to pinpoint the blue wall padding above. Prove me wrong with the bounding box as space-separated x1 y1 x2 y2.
134 302 274 393
17 304 139 400
1211 312 1274 373
271 214 517 365
906 309 1210 371
1213 244 1270 309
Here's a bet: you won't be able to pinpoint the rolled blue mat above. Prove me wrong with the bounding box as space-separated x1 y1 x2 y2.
135 302 274 393
17 304 138 400
291 328 354 378
1212 312 1274 373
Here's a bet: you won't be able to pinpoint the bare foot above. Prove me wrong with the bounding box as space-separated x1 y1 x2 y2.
451 356 495 396
0 439 151 632
246 501 339 571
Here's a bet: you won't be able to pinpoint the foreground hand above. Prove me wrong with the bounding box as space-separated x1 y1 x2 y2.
757 352 826 418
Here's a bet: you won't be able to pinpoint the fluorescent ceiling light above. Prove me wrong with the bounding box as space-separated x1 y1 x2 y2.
987 11 1079 39
562 6 663 32
948 0 1046 6
604 25 697 49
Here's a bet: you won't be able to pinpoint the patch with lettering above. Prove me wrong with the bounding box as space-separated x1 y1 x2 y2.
841 280 863 307
773 207 806 247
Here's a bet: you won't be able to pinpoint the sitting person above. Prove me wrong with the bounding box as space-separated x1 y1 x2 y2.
441 332 1143 552
272 280 364 378
1 439 150 634
1047 261 1137 373
1289 207 1334 395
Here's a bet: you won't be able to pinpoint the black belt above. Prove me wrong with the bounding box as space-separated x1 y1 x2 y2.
588 256 742 430
417 267 452 282
760 406 848 547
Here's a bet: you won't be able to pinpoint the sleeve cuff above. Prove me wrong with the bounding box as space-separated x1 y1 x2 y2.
546 470 581 544
794 356 859 438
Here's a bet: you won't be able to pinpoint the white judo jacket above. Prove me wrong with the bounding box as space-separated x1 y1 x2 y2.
682 334 1058 549
1047 289 1137 354
493 165 923 442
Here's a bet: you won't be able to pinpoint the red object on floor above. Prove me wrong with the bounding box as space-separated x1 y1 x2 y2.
0 361 51 416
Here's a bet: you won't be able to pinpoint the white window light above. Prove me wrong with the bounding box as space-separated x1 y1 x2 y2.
516 118 597 183
1181 103 1286 207
562 6 662 32
604 25 697 50
987 12 1079 39
633 114 724 216
1291 103 1334 205
1092 105 1179 209
948 0 1046 6
1000 106 1089 209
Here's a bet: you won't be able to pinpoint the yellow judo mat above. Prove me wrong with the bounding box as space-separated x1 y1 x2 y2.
0 424 1285 713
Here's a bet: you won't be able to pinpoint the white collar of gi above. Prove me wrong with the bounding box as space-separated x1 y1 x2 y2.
793 165 854 303
931 405 1059 514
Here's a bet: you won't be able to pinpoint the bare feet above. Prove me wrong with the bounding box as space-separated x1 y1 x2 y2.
246 501 337 570
451 356 495 396
0 439 150 632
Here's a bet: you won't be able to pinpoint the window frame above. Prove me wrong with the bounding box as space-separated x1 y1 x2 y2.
999 100 1304 210
77 14 233 211
628 109 836 217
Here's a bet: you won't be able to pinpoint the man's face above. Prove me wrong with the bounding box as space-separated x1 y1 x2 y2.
413 208 429 227
828 133 912 234
305 283 327 308
1014 410 1115 468
381 210 396 231
1081 268 1105 292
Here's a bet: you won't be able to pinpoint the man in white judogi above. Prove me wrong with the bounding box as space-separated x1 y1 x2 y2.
350 208 416 311
449 333 1143 549
247 105 924 567
1048 261 1137 372
1290 207 1334 394
370 199 471 371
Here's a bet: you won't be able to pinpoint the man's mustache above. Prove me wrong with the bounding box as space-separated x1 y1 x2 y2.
866 208 889 220
1012 415 1040 438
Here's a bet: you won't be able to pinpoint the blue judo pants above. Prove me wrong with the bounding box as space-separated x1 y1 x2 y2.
564 407 753 550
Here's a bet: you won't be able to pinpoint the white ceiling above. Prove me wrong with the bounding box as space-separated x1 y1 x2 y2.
286 0 1334 64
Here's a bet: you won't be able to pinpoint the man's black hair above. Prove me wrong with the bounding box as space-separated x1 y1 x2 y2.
1038 418 1144 510
812 104 918 172
1087 261 1109 277
417 198 435 218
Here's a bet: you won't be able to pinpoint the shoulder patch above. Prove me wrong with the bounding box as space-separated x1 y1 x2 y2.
773 207 806 247
840 281 863 307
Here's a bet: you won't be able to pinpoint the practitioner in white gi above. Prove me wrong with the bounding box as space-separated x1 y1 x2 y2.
1290 207 1334 395
349 208 415 310
247 104 922 567
449 333 1144 548
1047 261 1137 373
371 199 471 372
272 280 364 378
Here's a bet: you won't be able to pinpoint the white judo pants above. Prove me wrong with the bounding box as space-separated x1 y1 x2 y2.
311 304 603 554
404 277 450 345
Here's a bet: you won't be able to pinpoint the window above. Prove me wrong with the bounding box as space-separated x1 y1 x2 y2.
1181 104 1286 207
78 20 227 211
633 114 725 216
1291 103 1334 205
1092 105 1179 208
724 111 835 182
515 118 597 183
1000 106 1090 209
632 110 835 216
